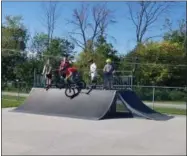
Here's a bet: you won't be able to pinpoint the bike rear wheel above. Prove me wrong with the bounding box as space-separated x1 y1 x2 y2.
65 87 75 97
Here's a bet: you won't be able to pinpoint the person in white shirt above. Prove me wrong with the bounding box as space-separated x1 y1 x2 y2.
88 59 97 88
42 58 52 90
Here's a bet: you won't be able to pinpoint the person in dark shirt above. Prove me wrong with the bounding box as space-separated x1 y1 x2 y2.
59 57 70 78
103 58 115 90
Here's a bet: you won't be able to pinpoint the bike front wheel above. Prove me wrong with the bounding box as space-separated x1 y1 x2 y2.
65 87 75 97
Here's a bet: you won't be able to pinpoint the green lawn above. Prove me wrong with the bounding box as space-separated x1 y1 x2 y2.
144 101 185 105
2 99 24 108
154 107 186 115
2 95 26 101
116 104 186 115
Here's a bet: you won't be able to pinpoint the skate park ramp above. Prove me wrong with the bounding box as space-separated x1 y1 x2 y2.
118 90 174 121
13 88 119 120
13 88 173 120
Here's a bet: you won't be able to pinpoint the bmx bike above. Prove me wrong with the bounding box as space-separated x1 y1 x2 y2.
64 79 86 98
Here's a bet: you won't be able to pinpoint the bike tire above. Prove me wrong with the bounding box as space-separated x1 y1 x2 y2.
65 87 75 97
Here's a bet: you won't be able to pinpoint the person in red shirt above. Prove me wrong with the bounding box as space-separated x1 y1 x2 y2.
65 66 78 83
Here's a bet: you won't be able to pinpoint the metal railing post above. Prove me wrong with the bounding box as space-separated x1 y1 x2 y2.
152 85 155 110
16 80 20 101
33 68 36 87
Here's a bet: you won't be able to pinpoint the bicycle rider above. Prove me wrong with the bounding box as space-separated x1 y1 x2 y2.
59 56 71 78
64 64 78 84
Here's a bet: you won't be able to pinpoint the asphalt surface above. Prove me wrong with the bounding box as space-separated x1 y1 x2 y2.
2 91 186 110
2 108 186 155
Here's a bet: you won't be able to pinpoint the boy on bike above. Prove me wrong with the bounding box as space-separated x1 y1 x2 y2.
64 65 78 83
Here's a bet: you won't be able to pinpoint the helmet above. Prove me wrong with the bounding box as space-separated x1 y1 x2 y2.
106 58 111 63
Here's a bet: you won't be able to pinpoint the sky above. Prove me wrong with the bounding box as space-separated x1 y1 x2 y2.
2 1 186 55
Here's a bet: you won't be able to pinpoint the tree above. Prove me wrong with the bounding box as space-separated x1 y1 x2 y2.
30 31 76 68
76 35 119 83
2 15 29 82
44 37 75 59
30 32 49 55
2 15 28 51
126 1 173 44
40 1 61 47
68 3 116 51
94 35 119 66
14 57 44 85
125 41 185 86
163 19 186 46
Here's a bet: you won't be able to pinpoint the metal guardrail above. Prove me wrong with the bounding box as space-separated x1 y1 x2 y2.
2 81 186 105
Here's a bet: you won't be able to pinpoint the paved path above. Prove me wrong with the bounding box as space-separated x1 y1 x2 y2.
2 108 186 155
2 91 186 110
2 92 29 97
145 102 186 110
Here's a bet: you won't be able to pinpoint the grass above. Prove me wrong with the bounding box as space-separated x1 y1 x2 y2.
144 101 185 105
3 87 31 93
154 107 186 115
2 95 26 101
2 99 24 108
116 104 186 116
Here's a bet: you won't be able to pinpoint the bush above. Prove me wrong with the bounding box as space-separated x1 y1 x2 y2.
154 89 170 101
133 87 185 101
169 90 186 101
133 87 153 101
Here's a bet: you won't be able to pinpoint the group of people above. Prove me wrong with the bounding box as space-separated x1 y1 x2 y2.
42 57 115 90
42 57 78 90
88 58 115 89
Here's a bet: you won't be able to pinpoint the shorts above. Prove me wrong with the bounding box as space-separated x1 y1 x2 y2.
91 73 97 81
46 73 52 79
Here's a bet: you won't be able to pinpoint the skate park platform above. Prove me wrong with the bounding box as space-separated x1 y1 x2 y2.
13 88 173 121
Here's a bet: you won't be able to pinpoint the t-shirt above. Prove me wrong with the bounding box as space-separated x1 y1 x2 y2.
65 67 77 76
42 64 52 75
59 61 70 70
103 63 114 74
90 63 97 73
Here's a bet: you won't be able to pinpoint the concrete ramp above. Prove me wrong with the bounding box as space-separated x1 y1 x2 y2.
118 90 173 121
14 88 117 120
